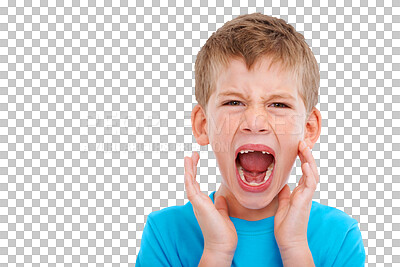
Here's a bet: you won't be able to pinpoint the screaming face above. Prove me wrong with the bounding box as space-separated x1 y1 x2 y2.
192 56 314 220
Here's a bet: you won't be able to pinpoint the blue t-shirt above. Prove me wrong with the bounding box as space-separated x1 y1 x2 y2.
136 191 365 266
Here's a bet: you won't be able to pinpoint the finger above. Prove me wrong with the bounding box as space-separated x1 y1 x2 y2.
184 156 199 196
298 174 305 186
298 141 305 162
297 142 313 190
304 147 319 184
184 156 213 217
299 141 319 184
301 162 317 196
192 152 200 177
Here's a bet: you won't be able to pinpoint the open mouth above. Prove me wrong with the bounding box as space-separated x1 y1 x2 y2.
235 145 276 189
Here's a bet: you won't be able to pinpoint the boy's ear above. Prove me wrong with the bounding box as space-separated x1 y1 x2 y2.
304 107 322 149
191 104 209 146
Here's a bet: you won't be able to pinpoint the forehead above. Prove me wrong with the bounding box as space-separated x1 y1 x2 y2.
214 57 299 98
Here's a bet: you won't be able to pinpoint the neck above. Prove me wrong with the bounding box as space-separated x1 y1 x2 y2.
214 185 279 221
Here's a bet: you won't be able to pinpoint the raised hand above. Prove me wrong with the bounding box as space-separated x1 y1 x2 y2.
184 152 238 260
274 140 319 261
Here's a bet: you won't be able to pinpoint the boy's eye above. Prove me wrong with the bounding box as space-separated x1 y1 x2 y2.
223 101 289 108
270 103 289 108
224 100 243 106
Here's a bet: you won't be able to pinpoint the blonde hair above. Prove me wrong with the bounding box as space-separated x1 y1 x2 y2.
195 13 319 115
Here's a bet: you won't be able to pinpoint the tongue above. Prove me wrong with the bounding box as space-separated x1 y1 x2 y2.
238 151 274 173
238 151 274 183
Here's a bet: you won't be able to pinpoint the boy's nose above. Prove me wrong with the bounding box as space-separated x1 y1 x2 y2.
239 109 271 134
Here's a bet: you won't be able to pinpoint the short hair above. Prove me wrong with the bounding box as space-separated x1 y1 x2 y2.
194 13 319 116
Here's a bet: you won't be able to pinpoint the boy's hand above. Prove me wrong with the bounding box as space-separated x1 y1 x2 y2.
184 152 238 260
274 141 319 264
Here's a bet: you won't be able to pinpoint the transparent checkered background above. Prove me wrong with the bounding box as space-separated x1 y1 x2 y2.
0 0 399 266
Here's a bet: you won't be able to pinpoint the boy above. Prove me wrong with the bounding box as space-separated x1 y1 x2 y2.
136 13 365 266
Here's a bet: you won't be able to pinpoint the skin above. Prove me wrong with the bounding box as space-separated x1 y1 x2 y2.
185 56 322 265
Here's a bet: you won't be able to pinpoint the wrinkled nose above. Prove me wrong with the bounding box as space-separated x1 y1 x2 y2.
239 107 271 134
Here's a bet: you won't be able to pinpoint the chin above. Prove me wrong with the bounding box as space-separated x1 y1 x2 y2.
236 191 275 210
242 201 271 210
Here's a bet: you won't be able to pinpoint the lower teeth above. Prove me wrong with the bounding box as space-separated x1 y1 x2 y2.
238 162 274 186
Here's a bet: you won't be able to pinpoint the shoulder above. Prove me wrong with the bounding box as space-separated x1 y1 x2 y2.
138 204 193 267
308 200 360 242
139 200 204 266
147 200 196 226
308 201 365 266
145 200 201 239
310 200 359 229
147 191 215 230
145 191 215 241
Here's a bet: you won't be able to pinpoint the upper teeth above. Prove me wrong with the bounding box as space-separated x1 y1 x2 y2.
239 150 270 154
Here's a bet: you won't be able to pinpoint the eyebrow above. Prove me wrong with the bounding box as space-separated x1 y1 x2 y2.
217 91 297 102
217 91 249 99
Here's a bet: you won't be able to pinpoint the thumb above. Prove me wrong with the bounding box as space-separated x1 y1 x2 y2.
215 195 230 219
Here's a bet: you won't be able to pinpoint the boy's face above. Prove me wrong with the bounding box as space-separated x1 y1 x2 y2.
193 56 320 217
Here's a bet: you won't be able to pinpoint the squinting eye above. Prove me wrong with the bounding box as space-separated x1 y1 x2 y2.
224 101 243 106
271 103 289 108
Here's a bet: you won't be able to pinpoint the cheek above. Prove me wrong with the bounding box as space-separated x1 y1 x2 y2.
273 115 303 170
278 120 302 160
208 113 237 154
273 113 305 137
